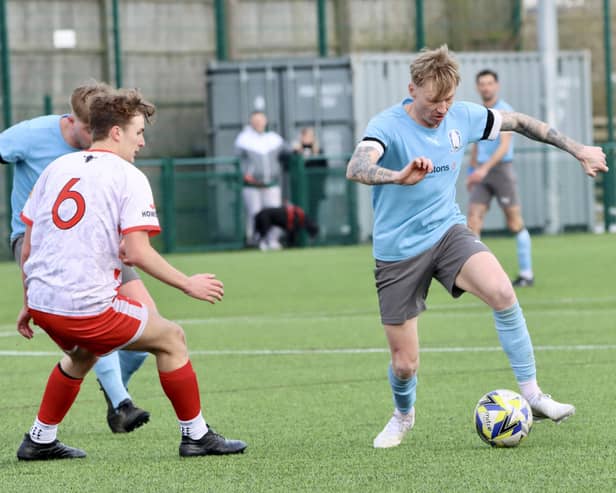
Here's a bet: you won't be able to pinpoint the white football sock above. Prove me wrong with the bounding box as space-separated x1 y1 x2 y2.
30 417 58 444
179 411 208 440
518 379 541 403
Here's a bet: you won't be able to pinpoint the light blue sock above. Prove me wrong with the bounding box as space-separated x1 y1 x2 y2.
516 228 533 276
118 350 149 388
493 302 536 383
387 364 417 414
94 352 131 408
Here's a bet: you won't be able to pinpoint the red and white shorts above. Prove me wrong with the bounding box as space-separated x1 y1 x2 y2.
29 295 149 356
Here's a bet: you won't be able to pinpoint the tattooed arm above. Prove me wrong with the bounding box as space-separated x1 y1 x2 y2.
346 143 434 185
500 111 607 177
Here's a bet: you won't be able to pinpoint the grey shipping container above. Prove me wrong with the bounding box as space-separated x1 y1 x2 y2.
206 57 354 160
351 51 595 241
205 57 357 246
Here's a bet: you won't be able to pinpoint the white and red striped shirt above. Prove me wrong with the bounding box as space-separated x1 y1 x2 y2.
21 150 160 316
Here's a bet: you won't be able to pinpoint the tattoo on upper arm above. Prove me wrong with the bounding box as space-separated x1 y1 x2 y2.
500 112 583 157
346 147 396 185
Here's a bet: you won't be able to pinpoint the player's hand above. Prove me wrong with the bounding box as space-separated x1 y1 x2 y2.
184 274 224 304
395 157 433 185
466 167 487 190
577 145 608 177
244 174 264 187
17 306 34 339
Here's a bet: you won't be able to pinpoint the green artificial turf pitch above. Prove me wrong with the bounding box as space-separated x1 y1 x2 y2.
0 234 615 492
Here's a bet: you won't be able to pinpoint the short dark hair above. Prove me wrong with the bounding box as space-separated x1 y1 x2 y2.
89 88 155 141
476 69 498 83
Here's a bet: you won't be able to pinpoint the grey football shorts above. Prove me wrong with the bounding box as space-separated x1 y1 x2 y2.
12 234 140 285
374 224 490 325
11 235 24 265
469 161 520 208
121 264 141 283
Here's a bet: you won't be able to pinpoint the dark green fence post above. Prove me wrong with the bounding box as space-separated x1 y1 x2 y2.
43 94 52 114
415 0 425 50
512 0 522 51
111 0 123 87
1 0 13 251
603 0 615 231
214 0 228 61
346 174 359 245
288 153 308 247
317 0 328 57
604 144 615 231
233 158 243 244
161 158 175 253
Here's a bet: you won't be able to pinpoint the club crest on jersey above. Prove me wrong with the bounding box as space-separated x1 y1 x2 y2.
448 129 462 152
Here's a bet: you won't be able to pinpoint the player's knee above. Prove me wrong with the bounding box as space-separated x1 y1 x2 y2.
392 356 419 380
63 350 97 378
467 217 481 233
489 280 517 311
467 212 484 232
165 321 187 350
507 217 523 233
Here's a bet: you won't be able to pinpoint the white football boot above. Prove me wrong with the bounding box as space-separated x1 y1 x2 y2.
529 393 575 423
373 408 415 448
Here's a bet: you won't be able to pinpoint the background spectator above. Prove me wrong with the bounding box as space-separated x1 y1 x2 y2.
234 111 285 248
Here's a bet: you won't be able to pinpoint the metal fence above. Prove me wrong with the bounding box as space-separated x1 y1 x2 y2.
134 154 358 254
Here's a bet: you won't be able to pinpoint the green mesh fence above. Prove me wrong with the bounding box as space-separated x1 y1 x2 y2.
136 154 357 253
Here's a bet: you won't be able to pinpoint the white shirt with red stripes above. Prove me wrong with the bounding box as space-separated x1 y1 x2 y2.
21 150 161 316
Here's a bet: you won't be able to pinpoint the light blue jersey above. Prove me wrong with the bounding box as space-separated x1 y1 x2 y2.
476 99 514 164
364 98 498 261
0 115 77 242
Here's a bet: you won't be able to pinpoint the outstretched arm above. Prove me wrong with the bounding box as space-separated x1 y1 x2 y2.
500 111 607 177
346 143 433 185
122 231 224 304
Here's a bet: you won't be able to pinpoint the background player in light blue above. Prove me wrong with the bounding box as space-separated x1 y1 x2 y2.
346 45 607 449
467 69 534 287
0 82 152 433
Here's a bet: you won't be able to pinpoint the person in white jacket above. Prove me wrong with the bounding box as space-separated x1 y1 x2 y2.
234 111 285 248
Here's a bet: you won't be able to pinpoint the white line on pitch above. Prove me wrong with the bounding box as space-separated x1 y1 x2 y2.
1 295 615 334
0 308 615 335
1 344 615 357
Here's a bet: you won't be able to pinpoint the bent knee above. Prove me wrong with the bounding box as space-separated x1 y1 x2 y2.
391 357 419 380
489 281 517 311
166 321 187 347
507 219 524 232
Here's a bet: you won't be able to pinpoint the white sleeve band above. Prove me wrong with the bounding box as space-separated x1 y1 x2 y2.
357 140 385 158
487 108 502 140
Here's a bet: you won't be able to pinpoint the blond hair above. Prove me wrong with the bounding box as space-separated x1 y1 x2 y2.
70 81 113 124
410 45 460 98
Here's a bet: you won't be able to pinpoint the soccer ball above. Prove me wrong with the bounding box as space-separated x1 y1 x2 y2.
474 389 533 447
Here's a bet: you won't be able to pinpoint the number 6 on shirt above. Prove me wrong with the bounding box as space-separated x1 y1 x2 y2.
52 178 86 230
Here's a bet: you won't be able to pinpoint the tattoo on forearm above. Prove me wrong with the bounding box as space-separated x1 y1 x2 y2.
501 112 583 157
346 147 396 184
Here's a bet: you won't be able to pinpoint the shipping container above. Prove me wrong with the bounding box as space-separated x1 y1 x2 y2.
206 57 354 160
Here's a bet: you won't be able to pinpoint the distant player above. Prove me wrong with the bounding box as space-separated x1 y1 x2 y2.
0 82 152 433
467 69 533 287
346 45 607 449
16 88 246 460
